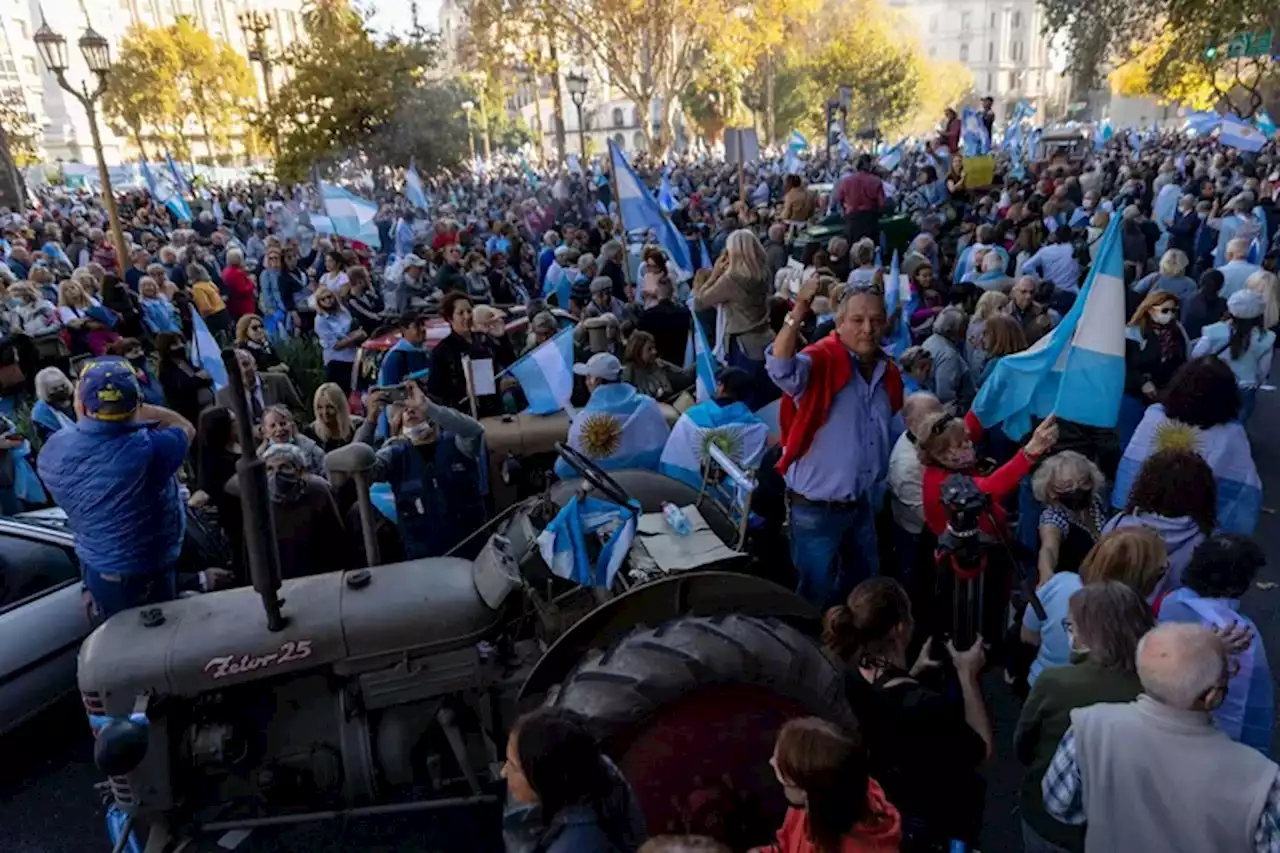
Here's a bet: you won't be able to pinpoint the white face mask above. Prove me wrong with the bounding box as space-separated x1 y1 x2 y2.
1151 307 1176 325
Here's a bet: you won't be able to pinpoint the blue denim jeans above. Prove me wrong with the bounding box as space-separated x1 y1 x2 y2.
788 495 879 609
84 569 177 619
1241 385 1258 425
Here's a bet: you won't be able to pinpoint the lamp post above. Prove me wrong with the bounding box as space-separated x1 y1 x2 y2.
566 71 588 158
461 100 476 161
238 9 281 162
34 19 129 275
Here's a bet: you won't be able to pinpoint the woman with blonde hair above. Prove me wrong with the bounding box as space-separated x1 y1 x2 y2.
303 382 362 452
1245 269 1280 332
966 291 1011 377
1133 248 1196 304
1119 289 1188 449
57 278 113 356
314 284 365 394
1079 526 1169 603
694 228 774 406
235 313 288 374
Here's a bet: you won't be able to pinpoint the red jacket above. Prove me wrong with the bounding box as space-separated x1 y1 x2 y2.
776 333 903 476
765 778 902 853
221 266 258 318
921 410 1030 537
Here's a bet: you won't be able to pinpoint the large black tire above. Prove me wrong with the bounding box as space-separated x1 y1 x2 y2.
548 614 853 847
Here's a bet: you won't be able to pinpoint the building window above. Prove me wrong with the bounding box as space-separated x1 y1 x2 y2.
990 12 996 27
1011 41 1023 61
613 132 625 151
21 57 37 77
1012 10 1022 27
633 131 645 151
988 42 994 61
959 43 968 61
960 11 971 29
611 107 624 128
1009 71 1018 88
15 20 28 39
986 73 993 91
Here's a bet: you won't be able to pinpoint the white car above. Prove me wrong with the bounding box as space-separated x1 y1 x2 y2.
0 510 91 736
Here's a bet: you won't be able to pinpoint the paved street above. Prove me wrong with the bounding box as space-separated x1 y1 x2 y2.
5 392 1280 853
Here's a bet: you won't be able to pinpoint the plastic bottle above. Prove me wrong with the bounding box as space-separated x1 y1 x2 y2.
661 502 692 535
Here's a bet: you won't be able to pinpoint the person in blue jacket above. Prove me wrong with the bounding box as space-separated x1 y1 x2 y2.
37 358 195 618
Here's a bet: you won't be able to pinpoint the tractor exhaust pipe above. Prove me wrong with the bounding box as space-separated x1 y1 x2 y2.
221 348 288 631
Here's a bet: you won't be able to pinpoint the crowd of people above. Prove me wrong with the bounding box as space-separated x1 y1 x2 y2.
3 101 1280 853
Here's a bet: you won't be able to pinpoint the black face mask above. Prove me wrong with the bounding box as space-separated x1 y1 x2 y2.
1059 487 1093 511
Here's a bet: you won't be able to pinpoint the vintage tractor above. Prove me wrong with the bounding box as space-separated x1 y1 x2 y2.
79 353 850 852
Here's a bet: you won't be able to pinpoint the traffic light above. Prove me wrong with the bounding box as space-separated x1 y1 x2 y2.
1205 45 1218 60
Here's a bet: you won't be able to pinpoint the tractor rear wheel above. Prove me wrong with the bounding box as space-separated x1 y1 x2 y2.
547 614 853 849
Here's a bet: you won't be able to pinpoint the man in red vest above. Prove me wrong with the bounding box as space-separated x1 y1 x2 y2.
766 274 903 607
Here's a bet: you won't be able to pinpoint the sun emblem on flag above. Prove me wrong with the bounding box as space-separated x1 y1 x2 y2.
697 428 744 466
1153 418 1201 454
580 413 623 459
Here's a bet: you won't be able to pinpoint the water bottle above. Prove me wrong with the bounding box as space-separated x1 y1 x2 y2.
661 502 692 536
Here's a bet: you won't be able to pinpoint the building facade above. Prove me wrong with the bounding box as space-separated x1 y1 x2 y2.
4 0 304 165
889 0 1069 122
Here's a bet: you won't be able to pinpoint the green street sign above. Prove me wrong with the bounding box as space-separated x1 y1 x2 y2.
1224 30 1272 58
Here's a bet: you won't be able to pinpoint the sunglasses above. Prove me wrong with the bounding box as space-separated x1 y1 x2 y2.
928 413 957 438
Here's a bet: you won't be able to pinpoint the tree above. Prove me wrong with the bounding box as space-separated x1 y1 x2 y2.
899 60 975 138
169 19 257 162
103 24 184 160
264 0 470 181
1039 0 1279 117
0 87 42 167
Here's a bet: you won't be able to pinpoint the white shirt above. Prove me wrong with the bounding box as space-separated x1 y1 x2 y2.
888 432 925 534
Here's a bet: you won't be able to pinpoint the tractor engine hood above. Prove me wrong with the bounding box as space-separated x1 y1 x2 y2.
78 558 503 706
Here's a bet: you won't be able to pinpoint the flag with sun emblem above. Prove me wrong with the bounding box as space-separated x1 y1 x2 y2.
659 399 768 492
553 383 671 480
536 494 639 588
1112 404 1261 534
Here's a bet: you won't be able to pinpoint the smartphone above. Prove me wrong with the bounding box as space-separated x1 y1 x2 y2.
371 385 408 404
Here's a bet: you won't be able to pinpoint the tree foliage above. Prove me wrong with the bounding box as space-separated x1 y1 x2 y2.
1108 33 1219 111
102 21 255 162
264 0 470 182
1039 0 1279 117
0 87 42 167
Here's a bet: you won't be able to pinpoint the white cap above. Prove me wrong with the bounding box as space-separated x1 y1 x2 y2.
573 352 622 380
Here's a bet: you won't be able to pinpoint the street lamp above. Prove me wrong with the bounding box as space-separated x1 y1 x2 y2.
34 18 129 274
566 71 588 158
238 9 281 162
461 100 475 160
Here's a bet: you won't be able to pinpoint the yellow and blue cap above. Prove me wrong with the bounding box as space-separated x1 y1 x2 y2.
79 358 140 421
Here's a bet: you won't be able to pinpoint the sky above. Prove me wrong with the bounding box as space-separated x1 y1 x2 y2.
363 0 442 36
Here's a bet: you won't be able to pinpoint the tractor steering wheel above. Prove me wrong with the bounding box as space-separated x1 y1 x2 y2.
554 442 634 508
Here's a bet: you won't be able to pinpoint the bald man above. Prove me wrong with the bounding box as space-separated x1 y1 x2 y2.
1043 623 1280 853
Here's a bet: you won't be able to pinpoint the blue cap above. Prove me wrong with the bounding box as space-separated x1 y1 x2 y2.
78 358 140 421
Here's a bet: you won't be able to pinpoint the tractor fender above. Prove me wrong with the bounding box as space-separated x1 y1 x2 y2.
517 571 818 703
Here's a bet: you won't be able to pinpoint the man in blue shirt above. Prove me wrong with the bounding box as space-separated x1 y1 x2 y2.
1217 238 1260 299
1021 226 1081 312
38 358 195 618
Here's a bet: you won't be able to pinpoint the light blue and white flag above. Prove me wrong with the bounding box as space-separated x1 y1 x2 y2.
520 156 541 188
658 170 678 213
319 181 382 248
971 216 1126 439
1183 111 1223 136
188 305 229 391
553 383 671 479
1112 405 1261 534
536 494 638 588
837 135 852 160
1221 116 1267 153
659 400 768 492
1256 109 1278 139
609 139 692 275
568 154 583 175
165 152 193 197
783 129 808 174
507 326 575 415
877 141 904 172
961 107 991 156
141 159 193 222
883 251 914 357
691 310 719 402
1153 182 1181 231
404 156 429 211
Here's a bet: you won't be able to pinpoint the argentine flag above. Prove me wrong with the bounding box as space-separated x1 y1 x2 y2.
1221 116 1267 153
877 141 904 172
784 129 808 175
188 305 229 391
553 383 671 480
141 159 192 222
883 251 914 357
165 152 193 198
961 107 991 155
658 170 678 213
659 400 768 493
507 326 575 415
404 156 429 211
1112 405 1261 534
691 311 719 402
1256 109 1278 139
536 494 638 588
971 216 1126 439
609 140 692 276
319 181 382 249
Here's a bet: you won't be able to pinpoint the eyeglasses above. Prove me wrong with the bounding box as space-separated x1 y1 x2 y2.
928 414 957 438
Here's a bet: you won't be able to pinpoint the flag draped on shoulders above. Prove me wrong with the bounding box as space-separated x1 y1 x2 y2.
971 216 1126 439
1112 405 1261 535
659 400 767 492
554 383 671 480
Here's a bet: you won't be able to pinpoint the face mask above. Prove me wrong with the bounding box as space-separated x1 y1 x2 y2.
404 422 435 443
48 388 72 405
938 444 976 470
267 469 304 503
1058 487 1093 511
1151 308 1176 325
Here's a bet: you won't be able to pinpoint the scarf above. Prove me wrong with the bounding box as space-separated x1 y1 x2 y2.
1152 321 1180 361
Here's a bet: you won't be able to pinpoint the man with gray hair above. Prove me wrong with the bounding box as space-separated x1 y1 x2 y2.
922 307 975 410
1214 191 1260 268
1043 622 1280 853
1218 236 1261 299
887 391 944 579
